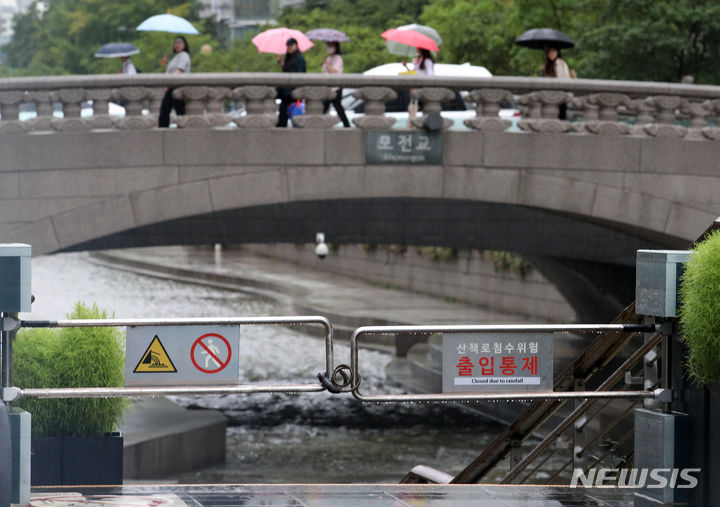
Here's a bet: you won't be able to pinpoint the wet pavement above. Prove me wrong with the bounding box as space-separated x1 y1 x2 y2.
30 484 632 506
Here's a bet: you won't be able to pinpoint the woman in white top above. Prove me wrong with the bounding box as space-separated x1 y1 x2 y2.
121 57 137 75
413 48 434 76
321 42 350 127
158 36 191 128
410 48 434 116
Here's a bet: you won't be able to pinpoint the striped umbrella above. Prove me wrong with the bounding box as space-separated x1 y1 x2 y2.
306 28 350 42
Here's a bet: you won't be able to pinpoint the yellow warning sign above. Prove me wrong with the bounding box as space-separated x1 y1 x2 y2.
133 336 177 373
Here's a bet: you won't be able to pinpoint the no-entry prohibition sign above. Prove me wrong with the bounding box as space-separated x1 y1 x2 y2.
191 333 232 373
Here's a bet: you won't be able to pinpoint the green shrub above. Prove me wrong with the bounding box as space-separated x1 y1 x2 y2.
680 231 720 385
13 302 127 437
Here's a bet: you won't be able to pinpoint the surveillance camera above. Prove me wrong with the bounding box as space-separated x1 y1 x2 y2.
315 242 329 260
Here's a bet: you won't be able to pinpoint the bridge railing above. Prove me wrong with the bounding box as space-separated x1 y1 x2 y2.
1 73 720 137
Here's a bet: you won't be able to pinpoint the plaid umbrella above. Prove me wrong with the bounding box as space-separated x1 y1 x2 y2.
306 28 350 42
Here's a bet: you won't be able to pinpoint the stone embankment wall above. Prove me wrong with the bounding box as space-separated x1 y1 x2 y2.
241 244 574 323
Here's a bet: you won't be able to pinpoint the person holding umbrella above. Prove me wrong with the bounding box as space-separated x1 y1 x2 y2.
158 36 191 128
276 38 306 128
120 56 137 75
321 42 350 127
306 28 351 128
515 28 575 118
94 42 140 74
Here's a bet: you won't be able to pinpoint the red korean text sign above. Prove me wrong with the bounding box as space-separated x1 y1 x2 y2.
441 333 553 393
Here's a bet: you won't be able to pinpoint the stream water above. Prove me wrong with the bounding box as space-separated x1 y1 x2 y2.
24 250 504 483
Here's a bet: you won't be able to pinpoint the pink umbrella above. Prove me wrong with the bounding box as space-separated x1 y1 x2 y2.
251 27 314 55
381 28 440 52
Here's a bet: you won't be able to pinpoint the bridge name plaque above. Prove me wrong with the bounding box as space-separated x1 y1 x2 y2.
442 333 553 393
366 131 442 165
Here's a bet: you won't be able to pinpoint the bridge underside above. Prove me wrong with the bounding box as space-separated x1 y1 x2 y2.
63 198 670 322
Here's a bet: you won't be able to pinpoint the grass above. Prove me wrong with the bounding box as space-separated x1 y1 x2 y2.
679 230 720 385
13 302 127 437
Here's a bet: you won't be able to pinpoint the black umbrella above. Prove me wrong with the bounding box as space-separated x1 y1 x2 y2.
514 28 574 50
94 42 140 58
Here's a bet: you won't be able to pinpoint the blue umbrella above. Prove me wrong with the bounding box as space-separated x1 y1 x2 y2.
94 42 140 58
136 14 199 35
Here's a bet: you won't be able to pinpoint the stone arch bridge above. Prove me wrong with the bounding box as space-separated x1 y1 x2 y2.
1 73 719 320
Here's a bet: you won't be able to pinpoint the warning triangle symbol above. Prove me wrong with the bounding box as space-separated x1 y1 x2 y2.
134 335 177 373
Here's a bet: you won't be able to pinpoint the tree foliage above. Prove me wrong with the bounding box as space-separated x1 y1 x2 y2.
3 0 720 82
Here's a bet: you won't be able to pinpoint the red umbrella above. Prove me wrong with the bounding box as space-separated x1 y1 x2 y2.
251 27 314 55
381 28 439 52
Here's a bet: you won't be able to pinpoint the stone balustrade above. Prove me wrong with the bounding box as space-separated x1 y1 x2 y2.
0 73 720 139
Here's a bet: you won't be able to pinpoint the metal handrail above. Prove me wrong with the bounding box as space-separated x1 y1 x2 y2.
349 323 657 402
4 315 335 400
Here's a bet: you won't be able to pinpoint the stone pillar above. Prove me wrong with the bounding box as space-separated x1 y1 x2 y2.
113 87 154 130
172 86 231 128
351 87 397 129
464 89 512 131
409 87 454 129
233 85 277 128
291 86 339 128
643 96 687 138
27 91 55 132
0 91 29 134
51 88 88 132
581 93 631 135
86 89 114 129
517 90 573 133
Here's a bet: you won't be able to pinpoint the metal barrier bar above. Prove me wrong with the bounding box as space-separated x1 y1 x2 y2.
7 316 335 400
3 384 323 401
350 323 657 402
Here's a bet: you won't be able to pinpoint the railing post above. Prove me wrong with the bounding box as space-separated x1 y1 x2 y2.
291 86 339 128
350 87 397 129
233 85 277 128
410 87 455 129
52 88 88 132
113 87 154 130
517 90 573 133
580 93 631 135
27 91 55 131
86 89 114 129
644 96 687 137
0 91 29 134
464 89 512 131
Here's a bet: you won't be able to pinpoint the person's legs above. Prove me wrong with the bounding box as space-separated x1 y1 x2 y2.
174 98 186 117
323 100 331 114
277 96 291 127
158 89 173 128
332 88 350 128
559 103 567 120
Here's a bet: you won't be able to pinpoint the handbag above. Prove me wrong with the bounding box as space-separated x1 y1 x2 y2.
287 99 305 118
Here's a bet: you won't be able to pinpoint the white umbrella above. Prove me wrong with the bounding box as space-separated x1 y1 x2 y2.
136 14 199 35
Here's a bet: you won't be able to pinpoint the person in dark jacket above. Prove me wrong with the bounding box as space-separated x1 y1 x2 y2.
276 38 306 127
